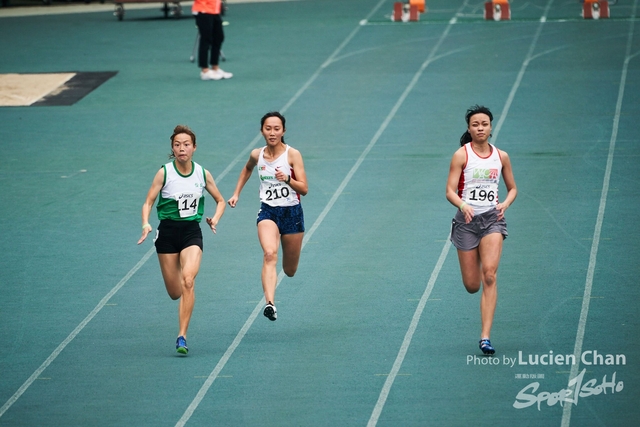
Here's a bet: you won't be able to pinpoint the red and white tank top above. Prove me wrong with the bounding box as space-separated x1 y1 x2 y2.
457 143 502 215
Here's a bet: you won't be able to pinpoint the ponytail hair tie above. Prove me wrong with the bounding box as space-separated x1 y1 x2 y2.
459 131 472 146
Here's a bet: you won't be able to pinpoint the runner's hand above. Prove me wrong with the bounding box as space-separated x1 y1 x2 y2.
460 204 474 224
138 225 152 245
206 217 218 234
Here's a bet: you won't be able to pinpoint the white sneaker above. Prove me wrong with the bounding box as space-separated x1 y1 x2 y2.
211 68 233 80
200 69 222 81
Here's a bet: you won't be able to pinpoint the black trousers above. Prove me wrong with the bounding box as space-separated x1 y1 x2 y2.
195 13 224 69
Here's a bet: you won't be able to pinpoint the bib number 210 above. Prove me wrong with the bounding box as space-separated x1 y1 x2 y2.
265 187 290 201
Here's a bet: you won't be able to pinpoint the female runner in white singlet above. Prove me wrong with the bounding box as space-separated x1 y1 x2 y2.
227 112 308 321
446 105 517 356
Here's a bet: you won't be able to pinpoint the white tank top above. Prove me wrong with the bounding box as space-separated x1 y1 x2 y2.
156 161 206 221
257 145 300 207
458 143 502 215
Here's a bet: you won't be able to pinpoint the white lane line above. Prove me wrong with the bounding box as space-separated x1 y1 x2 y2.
560 1 637 426
365 2 469 423
492 0 554 142
367 240 452 427
0 248 156 418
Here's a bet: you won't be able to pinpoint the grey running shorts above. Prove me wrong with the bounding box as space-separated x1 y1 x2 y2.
450 208 507 251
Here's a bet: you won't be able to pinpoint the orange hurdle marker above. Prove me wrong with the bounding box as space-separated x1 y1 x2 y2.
583 0 609 19
410 0 425 13
484 0 510 21
392 1 423 22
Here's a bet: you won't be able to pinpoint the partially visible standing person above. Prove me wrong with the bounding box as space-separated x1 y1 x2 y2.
193 0 233 81
445 105 517 356
227 112 308 321
138 125 226 354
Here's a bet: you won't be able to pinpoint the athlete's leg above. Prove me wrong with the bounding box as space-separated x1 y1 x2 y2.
281 232 303 277
258 220 280 304
477 233 503 339
158 253 183 300
177 245 202 338
457 248 482 294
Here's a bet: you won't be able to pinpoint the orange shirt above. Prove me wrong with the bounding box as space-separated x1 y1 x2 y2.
192 0 221 15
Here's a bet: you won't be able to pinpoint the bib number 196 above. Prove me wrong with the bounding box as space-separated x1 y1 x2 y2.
469 189 496 202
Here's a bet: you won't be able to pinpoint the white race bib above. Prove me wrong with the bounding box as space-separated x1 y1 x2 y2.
174 192 199 218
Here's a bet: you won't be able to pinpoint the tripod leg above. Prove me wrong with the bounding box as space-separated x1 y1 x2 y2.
190 32 200 62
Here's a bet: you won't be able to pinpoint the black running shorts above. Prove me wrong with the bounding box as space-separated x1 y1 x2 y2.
154 220 203 254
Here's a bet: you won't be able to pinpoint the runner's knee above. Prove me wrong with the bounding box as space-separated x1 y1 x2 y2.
483 271 497 287
463 280 481 294
263 249 278 265
167 287 182 300
181 274 196 291
283 265 297 277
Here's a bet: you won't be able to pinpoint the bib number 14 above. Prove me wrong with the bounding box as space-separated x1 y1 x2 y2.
177 193 199 217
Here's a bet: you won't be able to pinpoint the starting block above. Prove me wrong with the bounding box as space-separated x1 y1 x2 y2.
392 1 425 22
583 0 609 19
484 0 510 21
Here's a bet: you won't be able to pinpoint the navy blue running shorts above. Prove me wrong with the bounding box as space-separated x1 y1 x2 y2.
154 220 203 254
450 208 507 251
256 202 305 235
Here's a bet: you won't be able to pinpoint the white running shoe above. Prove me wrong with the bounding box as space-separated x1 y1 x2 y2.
201 69 222 81
211 68 233 80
